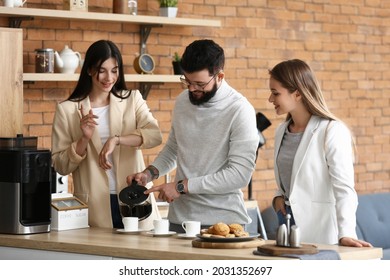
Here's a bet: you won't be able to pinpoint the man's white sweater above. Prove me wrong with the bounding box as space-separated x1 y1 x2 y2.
152 80 259 226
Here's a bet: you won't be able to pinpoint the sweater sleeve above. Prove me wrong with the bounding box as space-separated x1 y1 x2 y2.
151 127 178 176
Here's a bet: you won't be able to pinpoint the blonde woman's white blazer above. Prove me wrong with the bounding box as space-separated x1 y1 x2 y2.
273 115 358 244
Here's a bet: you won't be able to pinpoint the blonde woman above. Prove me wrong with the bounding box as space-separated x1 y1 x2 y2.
268 59 371 247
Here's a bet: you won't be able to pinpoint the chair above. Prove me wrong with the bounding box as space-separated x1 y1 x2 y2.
261 206 279 240
246 206 268 240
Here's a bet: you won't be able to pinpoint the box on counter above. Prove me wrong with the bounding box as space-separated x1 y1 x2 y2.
51 193 89 231
63 0 88 12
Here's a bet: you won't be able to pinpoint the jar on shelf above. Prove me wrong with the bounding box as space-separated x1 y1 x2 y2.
113 0 137 15
35 49 54 73
128 0 137 15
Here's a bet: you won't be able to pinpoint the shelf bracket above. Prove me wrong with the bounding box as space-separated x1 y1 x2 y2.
8 16 34 28
139 82 163 100
139 82 153 99
139 24 162 54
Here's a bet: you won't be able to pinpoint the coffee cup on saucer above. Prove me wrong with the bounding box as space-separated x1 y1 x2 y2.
181 220 201 237
122 217 138 232
153 219 169 234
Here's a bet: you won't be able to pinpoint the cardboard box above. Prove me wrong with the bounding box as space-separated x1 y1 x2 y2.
51 194 89 231
63 0 88 12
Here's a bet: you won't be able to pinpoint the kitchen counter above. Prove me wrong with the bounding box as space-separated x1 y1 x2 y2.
0 227 382 260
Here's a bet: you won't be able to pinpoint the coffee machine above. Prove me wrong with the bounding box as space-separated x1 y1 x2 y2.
0 135 51 234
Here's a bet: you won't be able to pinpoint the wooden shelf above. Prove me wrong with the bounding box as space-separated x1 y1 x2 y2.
1 7 219 97
0 7 221 27
23 73 181 83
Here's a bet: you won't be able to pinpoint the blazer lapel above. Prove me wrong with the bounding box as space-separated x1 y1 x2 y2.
274 121 290 189
290 115 321 189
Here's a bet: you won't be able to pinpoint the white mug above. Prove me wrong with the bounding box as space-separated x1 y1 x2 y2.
122 217 138 232
153 219 169 234
181 220 201 237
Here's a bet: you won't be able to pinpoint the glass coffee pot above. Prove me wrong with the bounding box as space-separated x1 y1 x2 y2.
119 180 152 221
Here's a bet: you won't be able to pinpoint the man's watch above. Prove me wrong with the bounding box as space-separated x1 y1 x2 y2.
176 180 186 194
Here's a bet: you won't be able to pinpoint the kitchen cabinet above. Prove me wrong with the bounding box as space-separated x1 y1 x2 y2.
0 27 23 137
0 7 221 98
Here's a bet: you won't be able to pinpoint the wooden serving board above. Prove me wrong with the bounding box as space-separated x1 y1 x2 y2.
256 243 319 256
192 238 265 249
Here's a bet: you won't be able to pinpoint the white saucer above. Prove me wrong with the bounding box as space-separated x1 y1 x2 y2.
177 233 197 239
116 229 144 234
145 231 176 237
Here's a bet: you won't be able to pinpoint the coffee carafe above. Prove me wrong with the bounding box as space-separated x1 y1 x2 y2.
118 180 152 221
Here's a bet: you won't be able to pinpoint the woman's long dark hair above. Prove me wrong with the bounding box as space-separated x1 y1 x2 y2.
67 40 129 101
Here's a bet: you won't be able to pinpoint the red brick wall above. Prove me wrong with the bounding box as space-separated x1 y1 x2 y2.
2 0 389 210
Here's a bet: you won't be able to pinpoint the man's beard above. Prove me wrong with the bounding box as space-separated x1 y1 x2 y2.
188 82 218 105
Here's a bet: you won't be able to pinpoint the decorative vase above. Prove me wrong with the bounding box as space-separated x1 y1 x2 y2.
159 7 178 18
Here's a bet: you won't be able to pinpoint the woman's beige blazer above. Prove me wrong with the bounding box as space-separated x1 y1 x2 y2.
51 90 162 229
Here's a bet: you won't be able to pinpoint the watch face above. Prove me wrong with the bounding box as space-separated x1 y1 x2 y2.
176 182 185 194
139 54 155 73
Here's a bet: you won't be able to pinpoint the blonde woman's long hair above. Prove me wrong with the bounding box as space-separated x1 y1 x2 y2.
269 59 338 122
269 59 357 162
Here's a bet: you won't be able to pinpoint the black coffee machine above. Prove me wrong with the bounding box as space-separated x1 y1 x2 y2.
0 135 51 234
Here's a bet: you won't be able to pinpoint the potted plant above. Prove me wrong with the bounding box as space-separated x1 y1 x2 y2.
172 52 183 75
158 0 178 18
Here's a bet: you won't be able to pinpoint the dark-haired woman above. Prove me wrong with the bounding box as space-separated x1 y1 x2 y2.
52 40 162 229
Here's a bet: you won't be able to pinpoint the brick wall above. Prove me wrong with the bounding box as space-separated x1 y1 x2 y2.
1 0 389 210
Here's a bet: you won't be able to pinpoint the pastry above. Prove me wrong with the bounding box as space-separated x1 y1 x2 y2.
233 230 249 237
211 234 225 238
200 222 250 238
228 223 244 233
212 222 230 236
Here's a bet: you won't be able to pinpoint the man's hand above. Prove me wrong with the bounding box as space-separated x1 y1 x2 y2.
144 183 180 203
126 171 149 186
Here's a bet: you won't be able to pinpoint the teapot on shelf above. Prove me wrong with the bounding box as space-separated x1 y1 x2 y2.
54 45 82 74
6 0 27 7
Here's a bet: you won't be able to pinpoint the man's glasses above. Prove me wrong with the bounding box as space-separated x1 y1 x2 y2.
180 73 218 90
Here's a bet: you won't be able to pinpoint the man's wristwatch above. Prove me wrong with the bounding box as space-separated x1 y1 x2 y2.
176 180 186 194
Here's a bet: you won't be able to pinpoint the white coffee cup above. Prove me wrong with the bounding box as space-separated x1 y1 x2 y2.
181 220 201 237
122 217 138 232
153 219 169 234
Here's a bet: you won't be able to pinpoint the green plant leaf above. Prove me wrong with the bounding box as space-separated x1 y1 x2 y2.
158 0 178 7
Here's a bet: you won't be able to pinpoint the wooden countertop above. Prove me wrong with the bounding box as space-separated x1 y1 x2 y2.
0 228 382 260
